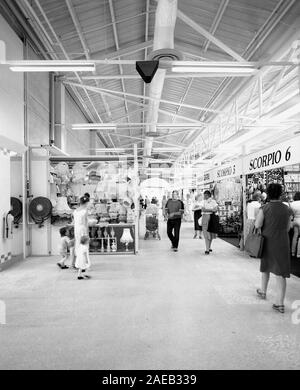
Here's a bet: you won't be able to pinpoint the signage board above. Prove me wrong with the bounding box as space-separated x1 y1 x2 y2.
243 135 300 175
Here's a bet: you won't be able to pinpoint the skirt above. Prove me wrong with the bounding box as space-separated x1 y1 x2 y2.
194 209 202 231
202 214 217 240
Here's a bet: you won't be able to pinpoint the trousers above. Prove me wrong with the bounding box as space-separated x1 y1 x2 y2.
167 218 182 249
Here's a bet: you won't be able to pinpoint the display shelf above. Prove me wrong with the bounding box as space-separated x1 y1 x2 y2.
88 223 136 255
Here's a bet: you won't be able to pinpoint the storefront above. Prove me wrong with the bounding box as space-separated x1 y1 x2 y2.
204 161 243 244
243 135 300 200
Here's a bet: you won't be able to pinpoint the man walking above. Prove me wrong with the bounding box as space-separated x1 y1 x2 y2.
164 191 184 252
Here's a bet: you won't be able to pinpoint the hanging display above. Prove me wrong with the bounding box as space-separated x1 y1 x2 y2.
49 157 138 255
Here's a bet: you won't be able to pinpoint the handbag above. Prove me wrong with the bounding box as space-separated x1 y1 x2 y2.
245 227 264 258
198 216 203 226
207 213 220 233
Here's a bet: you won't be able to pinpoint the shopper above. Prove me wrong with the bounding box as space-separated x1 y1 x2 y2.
75 235 91 280
67 226 76 268
192 194 203 239
164 190 184 252
162 195 167 220
202 190 218 255
290 192 300 258
73 195 89 257
245 191 262 240
57 227 70 269
255 183 293 313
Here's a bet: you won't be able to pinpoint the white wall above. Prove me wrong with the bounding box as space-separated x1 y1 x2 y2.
30 150 50 256
0 15 24 267
0 151 11 265
65 92 93 155
27 47 49 146
10 158 23 256
0 14 24 146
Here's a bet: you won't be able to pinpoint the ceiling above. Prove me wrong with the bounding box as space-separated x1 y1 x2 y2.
1 0 300 169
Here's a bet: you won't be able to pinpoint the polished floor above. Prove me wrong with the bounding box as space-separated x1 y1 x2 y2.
0 222 300 370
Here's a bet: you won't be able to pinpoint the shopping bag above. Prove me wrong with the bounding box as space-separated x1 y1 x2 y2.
198 216 203 226
245 228 264 258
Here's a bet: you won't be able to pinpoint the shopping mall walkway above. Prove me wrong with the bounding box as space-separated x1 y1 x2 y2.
0 221 299 370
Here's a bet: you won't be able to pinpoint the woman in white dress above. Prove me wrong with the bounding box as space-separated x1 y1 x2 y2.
202 190 218 255
73 195 89 261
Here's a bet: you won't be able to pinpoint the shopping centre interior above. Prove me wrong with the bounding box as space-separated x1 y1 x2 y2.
0 0 300 370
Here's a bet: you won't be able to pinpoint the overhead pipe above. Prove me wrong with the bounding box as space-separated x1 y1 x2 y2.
143 0 179 167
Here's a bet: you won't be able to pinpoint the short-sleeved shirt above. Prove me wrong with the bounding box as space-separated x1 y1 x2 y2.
59 236 70 255
202 199 218 215
165 199 184 220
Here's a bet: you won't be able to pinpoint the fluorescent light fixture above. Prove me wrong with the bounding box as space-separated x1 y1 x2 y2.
94 148 126 153
8 60 95 72
171 66 256 74
153 148 183 152
72 123 116 130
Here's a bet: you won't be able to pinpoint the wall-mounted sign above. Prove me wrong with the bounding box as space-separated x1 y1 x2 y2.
215 160 242 180
204 160 242 183
243 135 300 175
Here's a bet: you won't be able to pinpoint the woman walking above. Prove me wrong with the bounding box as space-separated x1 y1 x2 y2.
73 195 90 259
201 190 218 255
192 194 203 239
290 192 300 258
255 183 293 313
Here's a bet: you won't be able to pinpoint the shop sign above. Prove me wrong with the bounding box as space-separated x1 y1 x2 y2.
204 170 214 184
243 135 300 175
215 160 242 180
204 160 242 183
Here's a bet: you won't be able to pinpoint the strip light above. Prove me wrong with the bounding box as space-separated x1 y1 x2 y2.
72 123 116 130
171 66 256 74
8 61 95 72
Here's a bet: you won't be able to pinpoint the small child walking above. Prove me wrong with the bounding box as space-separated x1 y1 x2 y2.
57 227 70 269
75 235 91 280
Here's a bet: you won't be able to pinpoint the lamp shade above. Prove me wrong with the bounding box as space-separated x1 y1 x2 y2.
120 228 133 243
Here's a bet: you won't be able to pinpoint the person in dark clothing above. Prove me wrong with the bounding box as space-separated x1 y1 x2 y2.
164 190 184 252
255 183 293 313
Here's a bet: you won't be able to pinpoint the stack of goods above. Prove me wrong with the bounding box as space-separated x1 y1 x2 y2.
72 163 86 183
126 209 135 224
96 203 110 222
118 204 127 223
52 196 73 225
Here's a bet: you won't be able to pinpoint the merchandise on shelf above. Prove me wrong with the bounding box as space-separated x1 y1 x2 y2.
213 177 242 237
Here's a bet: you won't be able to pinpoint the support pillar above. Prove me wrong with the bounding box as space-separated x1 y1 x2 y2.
54 78 66 152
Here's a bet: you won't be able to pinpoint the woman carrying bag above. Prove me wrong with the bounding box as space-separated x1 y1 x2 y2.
202 190 218 255
192 194 203 239
254 183 293 313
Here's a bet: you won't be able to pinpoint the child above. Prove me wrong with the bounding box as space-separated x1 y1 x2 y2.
57 227 70 269
67 226 76 268
75 235 91 280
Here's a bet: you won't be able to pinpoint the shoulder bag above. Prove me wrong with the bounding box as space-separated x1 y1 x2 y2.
245 227 264 258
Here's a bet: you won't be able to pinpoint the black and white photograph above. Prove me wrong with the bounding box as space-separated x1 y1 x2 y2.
1 0 300 377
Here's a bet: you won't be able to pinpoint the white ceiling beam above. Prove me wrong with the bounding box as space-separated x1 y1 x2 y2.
177 9 247 62
63 80 220 124
202 0 230 53
142 0 150 149
33 0 103 125
64 0 114 147
64 81 245 116
108 0 131 137
63 12 154 47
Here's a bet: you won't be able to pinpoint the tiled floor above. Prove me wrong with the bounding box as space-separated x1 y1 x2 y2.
0 222 299 370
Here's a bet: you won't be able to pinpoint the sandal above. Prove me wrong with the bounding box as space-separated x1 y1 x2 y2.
272 304 285 313
256 289 266 299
